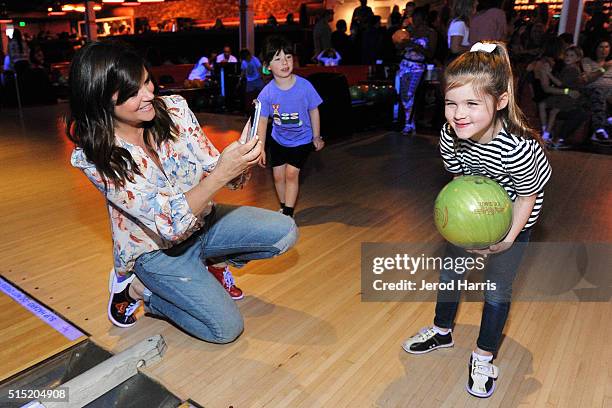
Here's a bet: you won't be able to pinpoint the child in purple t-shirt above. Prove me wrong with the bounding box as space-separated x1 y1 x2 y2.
256 37 324 217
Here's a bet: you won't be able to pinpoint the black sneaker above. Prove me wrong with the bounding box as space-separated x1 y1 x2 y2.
108 269 140 328
402 327 454 354
466 355 498 398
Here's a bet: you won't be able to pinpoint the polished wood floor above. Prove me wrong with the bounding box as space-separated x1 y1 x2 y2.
0 104 611 407
0 291 86 382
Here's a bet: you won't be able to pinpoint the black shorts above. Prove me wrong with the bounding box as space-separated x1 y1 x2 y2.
268 137 313 169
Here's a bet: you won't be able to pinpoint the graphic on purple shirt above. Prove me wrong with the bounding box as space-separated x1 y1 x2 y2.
257 75 323 147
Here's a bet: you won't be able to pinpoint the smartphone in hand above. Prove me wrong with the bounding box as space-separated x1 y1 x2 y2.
242 99 262 144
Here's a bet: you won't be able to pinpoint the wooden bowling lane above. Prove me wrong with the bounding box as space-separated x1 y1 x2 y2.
0 278 86 382
1 102 611 407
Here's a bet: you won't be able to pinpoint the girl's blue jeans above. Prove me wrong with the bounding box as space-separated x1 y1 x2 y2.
133 205 298 343
433 229 531 353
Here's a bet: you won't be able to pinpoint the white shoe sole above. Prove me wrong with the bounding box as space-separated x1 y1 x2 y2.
402 341 454 354
107 296 137 328
466 381 496 398
107 268 138 328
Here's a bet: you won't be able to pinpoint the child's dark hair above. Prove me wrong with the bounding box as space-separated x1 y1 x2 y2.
262 36 293 66
444 41 537 141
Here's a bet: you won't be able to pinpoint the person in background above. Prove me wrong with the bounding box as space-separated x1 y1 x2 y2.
397 6 437 135
401 1 416 31
313 9 334 58
469 0 507 43
256 37 325 218
539 45 586 147
447 0 475 60
351 0 374 35
8 29 30 74
285 13 298 25
361 15 385 64
212 18 225 30
216 45 238 65
389 5 403 30
581 37 612 142
331 19 353 64
528 37 589 148
266 14 279 27
186 52 213 87
316 48 342 66
239 48 265 111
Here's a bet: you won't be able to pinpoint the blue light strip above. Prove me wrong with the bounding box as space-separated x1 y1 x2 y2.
0 277 84 341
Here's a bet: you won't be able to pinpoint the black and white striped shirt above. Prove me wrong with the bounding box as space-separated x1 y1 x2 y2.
439 123 552 230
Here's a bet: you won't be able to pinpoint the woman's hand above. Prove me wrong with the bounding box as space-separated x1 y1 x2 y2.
313 136 325 151
213 136 262 184
568 89 581 99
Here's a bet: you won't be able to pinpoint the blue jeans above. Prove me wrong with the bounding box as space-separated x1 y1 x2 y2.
133 205 298 343
433 229 531 353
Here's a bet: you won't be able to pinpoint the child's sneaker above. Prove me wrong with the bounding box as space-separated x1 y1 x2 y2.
402 124 416 136
108 269 140 328
466 354 498 398
402 327 454 354
541 130 551 143
591 128 610 142
550 138 570 150
208 264 244 300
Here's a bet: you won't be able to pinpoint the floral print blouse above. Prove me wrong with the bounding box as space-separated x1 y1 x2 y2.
71 95 220 277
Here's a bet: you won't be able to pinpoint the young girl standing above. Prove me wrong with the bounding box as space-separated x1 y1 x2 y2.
257 37 325 217
402 42 552 398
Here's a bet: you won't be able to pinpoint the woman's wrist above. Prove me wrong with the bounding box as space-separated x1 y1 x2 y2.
208 167 230 189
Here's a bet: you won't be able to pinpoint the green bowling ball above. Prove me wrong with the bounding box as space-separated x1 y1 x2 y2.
434 176 513 249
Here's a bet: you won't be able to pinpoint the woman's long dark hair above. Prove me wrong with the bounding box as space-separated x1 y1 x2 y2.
66 41 177 190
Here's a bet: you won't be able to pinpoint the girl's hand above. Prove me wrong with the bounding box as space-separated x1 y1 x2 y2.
468 241 514 256
258 149 267 168
214 136 262 183
313 136 325 151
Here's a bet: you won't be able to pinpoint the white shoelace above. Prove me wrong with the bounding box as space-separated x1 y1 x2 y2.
472 360 499 379
124 301 140 317
415 327 436 341
223 269 236 288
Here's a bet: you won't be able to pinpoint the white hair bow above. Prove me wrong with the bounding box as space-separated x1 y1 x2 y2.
470 42 497 53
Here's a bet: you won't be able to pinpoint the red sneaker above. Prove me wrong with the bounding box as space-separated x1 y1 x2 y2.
207 265 244 300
